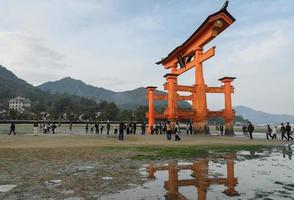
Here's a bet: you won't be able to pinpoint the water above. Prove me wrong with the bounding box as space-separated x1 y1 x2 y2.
101 145 294 200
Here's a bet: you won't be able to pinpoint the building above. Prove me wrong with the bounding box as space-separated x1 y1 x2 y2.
9 97 31 113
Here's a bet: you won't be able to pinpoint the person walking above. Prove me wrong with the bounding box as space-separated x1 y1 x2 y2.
8 122 16 135
133 122 137 134
280 123 287 140
100 124 104 134
220 125 224 136
33 120 39 136
174 124 181 141
119 121 125 141
166 121 172 140
159 123 163 134
85 123 89 134
272 126 277 139
141 122 146 135
106 122 110 135
266 124 272 140
247 121 254 140
286 122 293 141
95 123 99 134
189 123 193 135
51 123 57 134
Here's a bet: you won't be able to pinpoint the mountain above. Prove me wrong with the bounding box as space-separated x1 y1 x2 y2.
38 77 191 109
234 105 294 124
0 65 46 103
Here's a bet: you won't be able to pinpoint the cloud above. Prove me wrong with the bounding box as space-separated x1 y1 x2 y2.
0 31 70 82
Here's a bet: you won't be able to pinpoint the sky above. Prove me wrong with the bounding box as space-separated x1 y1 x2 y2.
0 0 294 114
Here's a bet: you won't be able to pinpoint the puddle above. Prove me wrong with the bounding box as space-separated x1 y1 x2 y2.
0 185 17 192
101 145 294 200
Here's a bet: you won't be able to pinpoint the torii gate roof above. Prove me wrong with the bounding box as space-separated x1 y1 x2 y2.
156 7 235 66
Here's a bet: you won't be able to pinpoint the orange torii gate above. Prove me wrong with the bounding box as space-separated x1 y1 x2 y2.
146 154 238 200
146 2 236 135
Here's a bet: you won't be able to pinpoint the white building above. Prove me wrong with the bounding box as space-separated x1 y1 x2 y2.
9 97 31 113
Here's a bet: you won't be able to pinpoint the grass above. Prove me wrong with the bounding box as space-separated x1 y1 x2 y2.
101 144 274 160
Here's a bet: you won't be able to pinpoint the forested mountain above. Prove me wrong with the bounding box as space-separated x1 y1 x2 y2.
38 77 191 109
0 65 120 120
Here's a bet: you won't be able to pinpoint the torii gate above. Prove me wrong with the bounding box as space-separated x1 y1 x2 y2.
146 153 238 200
146 2 236 135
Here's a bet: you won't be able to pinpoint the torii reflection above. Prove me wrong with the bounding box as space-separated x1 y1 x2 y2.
146 154 238 200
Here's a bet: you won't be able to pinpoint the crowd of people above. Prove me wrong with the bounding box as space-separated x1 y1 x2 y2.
6 120 294 143
242 121 294 141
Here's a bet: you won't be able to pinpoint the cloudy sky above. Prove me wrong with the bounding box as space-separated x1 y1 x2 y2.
0 0 293 114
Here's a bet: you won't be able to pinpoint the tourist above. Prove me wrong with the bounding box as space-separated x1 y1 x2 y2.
106 121 110 135
95 123 99 134
286 122 293 141
85 123 89 134
119 121 125 141
176 122 181 134
154 124 159 134
166 121 172 140
51 123 57 134
114 126 118 134
159 122 163 134
8 122 16 135
266 124 272 140
163 123 167 135
33 120 39 136
186 123 190 135
247 121 254 140
189 123 193 135
69 122 72 132
220 125 224 136
100 124 104 134
280 123 287 140
215 125 219 134
133 122 137 134
126 123 130 134
141 122 146 135
150 125 154 135
272 126 277 139
90 124 94 134
174 124 181 141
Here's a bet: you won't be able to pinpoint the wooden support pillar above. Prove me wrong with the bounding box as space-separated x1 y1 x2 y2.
166 161 179 199
219 77 236 135
194 159 209 200
164 73 178 121
224 158 238 196
193 48 208 134
146 86 157 134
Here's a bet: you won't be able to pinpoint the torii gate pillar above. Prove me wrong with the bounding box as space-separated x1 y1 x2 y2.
219 77 236 135
193 48 208 134
146 86 157 134
164 74 178 121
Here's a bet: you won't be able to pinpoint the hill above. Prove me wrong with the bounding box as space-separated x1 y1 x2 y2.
38 77 191 109
234 105 294 124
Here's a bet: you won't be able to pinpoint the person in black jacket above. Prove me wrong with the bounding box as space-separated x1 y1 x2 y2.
141 122 146 135
106 122 110 135
220 125 224 136
280 123 287 140
8 122 16 135
247 121 254 140
286 122 293 141
119 122 125 140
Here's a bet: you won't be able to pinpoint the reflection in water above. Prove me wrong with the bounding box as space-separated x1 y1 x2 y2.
146 154 238 200
282 144 292 160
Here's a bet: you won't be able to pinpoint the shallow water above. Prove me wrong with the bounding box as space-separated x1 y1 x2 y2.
101 145 294 200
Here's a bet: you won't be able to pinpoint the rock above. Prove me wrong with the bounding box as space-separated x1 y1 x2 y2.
46 180 62 185
64 197 83 200
0 185 17 192
102 177 113 180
